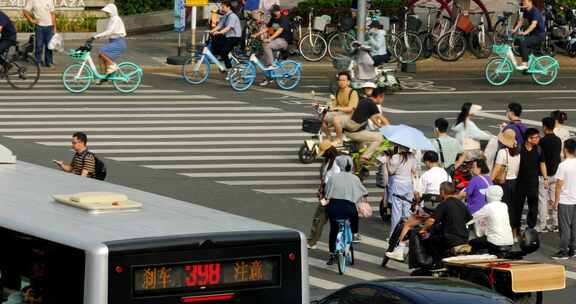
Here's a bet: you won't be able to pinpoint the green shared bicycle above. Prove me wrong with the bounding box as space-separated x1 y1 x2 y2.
485 38 559 86
62 39 143 93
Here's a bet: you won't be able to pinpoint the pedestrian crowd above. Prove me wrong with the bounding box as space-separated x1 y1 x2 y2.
306 86 576 265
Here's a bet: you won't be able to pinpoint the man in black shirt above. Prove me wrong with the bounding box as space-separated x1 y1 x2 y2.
0 10 17 66
513 0 546 70
420 182 472 261
538 117 562 232
252 4 291 76
344 87 390 162
514 128 548 234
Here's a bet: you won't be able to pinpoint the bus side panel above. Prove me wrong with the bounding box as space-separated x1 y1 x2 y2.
105 230 304 304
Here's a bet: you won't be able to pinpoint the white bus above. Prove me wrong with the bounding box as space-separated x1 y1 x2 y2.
0 161 308 304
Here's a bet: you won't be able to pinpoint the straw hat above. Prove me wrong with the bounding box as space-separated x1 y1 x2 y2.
317 140 334 156
361 82 377 89
498 129 517 148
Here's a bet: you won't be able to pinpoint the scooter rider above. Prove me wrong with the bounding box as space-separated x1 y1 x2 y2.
512 0 546 70
344 87 390 163
321 71 359 146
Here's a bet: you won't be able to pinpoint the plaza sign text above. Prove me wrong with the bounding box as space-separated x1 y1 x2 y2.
0 0 86 9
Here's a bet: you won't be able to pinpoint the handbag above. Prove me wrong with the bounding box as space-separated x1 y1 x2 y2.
356 197 373 218
494 149 508 185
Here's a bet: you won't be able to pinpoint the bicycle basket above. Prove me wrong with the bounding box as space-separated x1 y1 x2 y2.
407 14 423 32
332 57 352 70
69 49 88 61
492 44 511 57
314 15 331 32
457 15 474 33
302 117 322 134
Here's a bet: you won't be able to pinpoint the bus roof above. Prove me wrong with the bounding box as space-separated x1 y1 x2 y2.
0 161 291 251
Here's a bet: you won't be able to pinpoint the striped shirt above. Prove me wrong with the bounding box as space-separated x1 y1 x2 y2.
71 150 95 177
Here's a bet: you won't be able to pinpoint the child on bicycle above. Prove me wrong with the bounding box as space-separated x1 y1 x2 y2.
92 4 126 78
0 9 17 67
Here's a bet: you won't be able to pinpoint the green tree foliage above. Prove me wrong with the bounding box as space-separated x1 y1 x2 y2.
116 0 175 16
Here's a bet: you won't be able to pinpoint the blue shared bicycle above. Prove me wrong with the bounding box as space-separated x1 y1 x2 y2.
334 219 355 275
228 51 302 92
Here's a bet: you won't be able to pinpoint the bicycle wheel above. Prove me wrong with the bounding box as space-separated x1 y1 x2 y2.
337 252 347 275
393 32 422 63
229 61 256 91
531 56 559 86
274 60 301 90
112 62 143 93
419 33 434 59
298 32 327 62
182 56 210 84
5 54 40 90
436 32 467 62
62 63 93 93
485 58 512 86
328 31 355 59
468 29 493 59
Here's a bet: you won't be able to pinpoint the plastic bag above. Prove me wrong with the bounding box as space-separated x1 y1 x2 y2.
48 33 64 52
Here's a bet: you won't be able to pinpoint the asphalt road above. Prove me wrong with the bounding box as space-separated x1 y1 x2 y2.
0 67 575 303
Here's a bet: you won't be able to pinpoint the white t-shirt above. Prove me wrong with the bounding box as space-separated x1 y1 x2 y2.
495 148 521 180
555 158 576 205
323 163 341 184
473 201 514 246
415 166 451 195
388 153 416 184
25 0 55 27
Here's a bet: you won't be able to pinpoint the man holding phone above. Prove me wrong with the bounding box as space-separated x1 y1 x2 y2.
54 132 95 178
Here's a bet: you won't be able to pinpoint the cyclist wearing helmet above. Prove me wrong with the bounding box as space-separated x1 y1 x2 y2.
0 10 17 67
512 0 546 70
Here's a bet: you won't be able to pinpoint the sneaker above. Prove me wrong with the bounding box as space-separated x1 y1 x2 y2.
353 233 361 243
551 225 559 233
259 79 271 86
106 64 118 74
517 63 528 71
513 236 519 244
307 243 317 250
326 254 336 265
385 244 407 262
551 250 570 260
262 64 279 71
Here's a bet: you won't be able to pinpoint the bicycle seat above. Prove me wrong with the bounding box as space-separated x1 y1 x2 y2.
389 16 399 23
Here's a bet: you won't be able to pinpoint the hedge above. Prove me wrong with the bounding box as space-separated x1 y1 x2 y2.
116 0 174 16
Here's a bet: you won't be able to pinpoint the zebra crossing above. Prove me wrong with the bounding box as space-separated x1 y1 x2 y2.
2 74 574 295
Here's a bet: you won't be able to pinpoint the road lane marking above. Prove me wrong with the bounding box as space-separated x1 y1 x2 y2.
9 133 309 139
0 119 300 126
184 171 320 178
0 95 214 100
217 179 375 186
294 197 382 203
316 242 410 273
308 257 384 281
309 276 345 290
0 126 299 133
38 140 305 146
0 101 245 106
254 188 382 194
0 113 309 118
0 106 281 112
108 155 298 161
91 147 297 154
0 90 183 94
149 163 321 169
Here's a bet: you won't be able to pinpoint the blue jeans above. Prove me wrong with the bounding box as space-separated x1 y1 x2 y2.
35 25 54 66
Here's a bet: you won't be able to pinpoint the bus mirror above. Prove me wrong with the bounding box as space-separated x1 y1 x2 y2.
0 144 16 164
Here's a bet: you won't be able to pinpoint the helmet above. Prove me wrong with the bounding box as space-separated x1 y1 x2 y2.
520 228 540 254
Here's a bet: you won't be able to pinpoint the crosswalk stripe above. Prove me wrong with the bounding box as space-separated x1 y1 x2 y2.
149 163 320 169
0 101 246 106
309 276 345 290
0 126 300 133
255 188 382 194
218 179 372 186
0 84 154 88
0 95 214 100
8 133 309 139
316 242 411 273
0 119 300 126
295 197 383 203
0 90 183 94
308 257 384 281
38 140 305 146
0 106 280 112
108 155 298 161
183 171 320 178
0 113 309 118
91 148 297 154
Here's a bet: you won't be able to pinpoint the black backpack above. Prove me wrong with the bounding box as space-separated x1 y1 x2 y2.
83 151 107 181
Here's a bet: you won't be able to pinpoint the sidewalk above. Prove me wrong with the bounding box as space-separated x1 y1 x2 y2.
51 30 576 74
